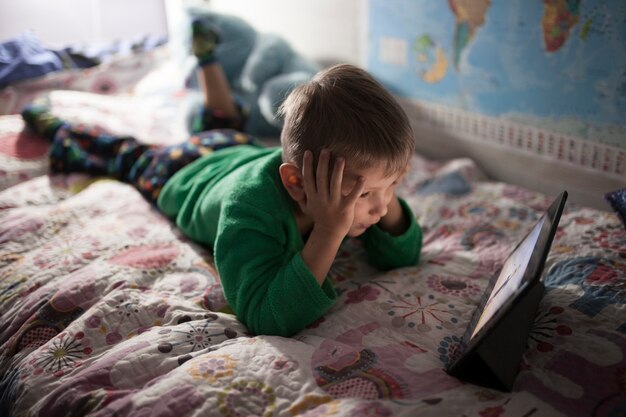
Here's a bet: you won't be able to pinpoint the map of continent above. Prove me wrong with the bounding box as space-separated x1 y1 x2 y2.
542 0 581 52
448 0 491 69
413 35 448 84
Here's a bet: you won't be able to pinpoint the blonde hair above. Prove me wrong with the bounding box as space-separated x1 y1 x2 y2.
279 64 414 176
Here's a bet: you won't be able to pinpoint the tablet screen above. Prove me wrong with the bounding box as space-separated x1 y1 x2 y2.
470 216 546 339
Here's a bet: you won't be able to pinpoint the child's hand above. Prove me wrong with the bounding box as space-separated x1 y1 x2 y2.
301 149 365 238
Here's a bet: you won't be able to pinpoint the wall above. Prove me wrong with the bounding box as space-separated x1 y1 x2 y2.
198 0 365 66
0 0 168 46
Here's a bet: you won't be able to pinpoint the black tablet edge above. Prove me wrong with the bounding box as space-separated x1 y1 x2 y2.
445 190 568 373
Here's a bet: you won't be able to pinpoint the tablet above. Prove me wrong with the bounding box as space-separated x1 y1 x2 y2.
445 191 568 391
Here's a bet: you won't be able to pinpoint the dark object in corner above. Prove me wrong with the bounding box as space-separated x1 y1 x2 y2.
605 188 626 229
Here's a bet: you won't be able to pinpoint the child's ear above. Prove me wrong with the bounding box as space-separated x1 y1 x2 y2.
279 163 305 202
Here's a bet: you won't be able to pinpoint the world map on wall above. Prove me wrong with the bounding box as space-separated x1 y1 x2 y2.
367 0 626 146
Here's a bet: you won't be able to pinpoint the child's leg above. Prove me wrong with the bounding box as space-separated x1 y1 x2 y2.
22 104 151 179
191 18 243 130
50 125 151 179
130 129 259 203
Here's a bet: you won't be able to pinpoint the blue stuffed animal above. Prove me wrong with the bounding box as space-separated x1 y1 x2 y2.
188 10 319 137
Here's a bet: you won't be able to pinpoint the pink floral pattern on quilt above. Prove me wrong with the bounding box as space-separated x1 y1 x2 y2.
0 112 624 417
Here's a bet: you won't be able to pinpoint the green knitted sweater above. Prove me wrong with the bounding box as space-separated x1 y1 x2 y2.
158 145 422 336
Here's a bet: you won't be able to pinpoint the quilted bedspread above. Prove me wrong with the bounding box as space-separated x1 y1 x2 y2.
0 99 625 417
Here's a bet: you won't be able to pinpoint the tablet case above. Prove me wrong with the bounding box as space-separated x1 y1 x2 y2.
447 281 544 391
446 191 567 391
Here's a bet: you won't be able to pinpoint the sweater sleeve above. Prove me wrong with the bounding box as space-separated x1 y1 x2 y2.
360 198 422 270
214 202 336 337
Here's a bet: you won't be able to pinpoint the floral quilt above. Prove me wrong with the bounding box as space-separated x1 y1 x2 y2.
0 99 625 417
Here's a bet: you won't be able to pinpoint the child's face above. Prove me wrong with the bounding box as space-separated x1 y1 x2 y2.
341 163 406 237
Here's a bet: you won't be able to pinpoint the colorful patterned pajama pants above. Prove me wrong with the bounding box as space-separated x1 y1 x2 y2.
21 104 260 203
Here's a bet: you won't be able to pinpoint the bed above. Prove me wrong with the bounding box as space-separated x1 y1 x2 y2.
1 41 625 417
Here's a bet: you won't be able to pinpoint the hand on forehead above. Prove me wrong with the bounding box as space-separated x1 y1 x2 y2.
303 148 407 192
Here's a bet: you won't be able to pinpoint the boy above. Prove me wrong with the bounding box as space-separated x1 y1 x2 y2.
21 22 422 337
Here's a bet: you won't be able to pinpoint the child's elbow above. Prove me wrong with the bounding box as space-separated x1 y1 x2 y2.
247 322 298 337
245 316 298 337
370 251 420 271
380 259 419 271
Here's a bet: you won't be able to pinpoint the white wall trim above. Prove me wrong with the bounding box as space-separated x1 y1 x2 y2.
400 97 626 211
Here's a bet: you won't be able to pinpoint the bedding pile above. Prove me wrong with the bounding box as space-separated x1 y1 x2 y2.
0 58 625 417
